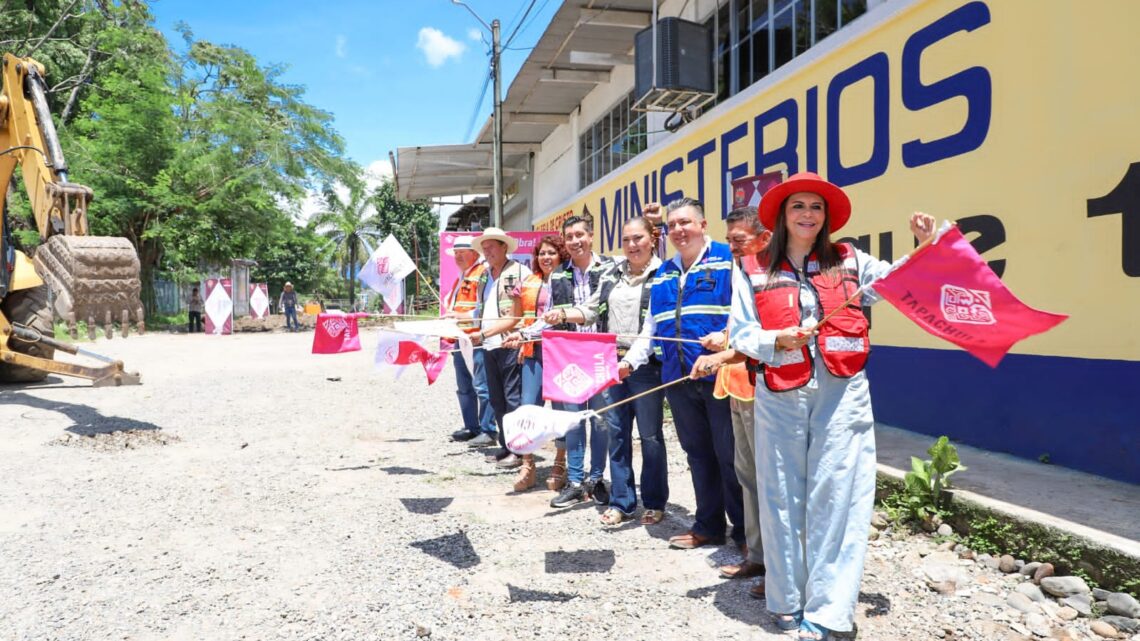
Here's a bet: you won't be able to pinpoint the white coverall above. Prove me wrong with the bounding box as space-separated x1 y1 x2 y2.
728 249 891 633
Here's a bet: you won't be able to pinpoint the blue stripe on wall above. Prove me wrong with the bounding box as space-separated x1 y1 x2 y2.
866 347 1137 485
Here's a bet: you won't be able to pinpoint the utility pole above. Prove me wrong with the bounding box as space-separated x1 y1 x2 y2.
452 1 504 229
491 18 503 229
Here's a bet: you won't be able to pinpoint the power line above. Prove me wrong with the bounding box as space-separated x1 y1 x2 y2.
504 0 537 47
464 64 493 142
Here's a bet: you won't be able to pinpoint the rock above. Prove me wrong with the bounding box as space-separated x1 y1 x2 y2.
1026 612 1052 637
1093 588 1113 601
937 540 957 552
1090 620 1119 639
1008 591 1041 614
1017 582 1047 603
1034 563 1056 584
1040 600 1061 617
924 562 965 595
937 523 954 537
415 624 431 637
1101 616 1140 635
1015 559 1026 571
1021 562 1043 576
867 528 880 541
1000 554 1018 573
1041 576 1091 598
974 591 1006 607
1057 606 1079 621
1061 594 1093 617
977 553 993 566
1010 622 1032 636
958 547 976 560
984 555 1003 570
870 512 889 530
1107 593 1140 619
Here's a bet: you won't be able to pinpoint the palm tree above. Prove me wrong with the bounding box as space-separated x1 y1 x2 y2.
310 187 384 310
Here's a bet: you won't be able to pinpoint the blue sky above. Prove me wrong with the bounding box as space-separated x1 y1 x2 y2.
150 0 559 175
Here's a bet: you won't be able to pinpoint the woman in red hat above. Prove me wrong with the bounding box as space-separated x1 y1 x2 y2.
729 172 934 640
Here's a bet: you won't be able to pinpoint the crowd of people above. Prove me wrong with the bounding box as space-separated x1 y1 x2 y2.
442 172 935 641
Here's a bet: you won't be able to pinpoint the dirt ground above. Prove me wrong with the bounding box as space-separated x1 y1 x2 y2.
0 330 1095 641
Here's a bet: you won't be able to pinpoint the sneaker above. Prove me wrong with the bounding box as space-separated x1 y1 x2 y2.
451 429 478 442
549 483 588 509
495 453 522 469
588 479 609 506
467 433 495 448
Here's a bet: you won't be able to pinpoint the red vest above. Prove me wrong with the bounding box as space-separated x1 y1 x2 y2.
741 243 869 392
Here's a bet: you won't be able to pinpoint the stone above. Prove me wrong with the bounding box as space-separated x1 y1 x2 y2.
1093 588 1113 601
1008 591 1042 614
1090 620 1119 639
958 547 976 560
1060 594 1093 617
1107 593 1140 619
974 591 1006 607
937 540 957 552
868 528 880 541
1057 606 1080 621
1015 559 1026 571
1041 576 1091 598
984 555 1003 570
977 553 994 566
1040 600 1061 617
415 624 431 637
1000 554 1018 573
870 512 890 530
1017 582 1047 603
1026 612 1052 637
937 523 953 537
924 562 964 595
1021 562 1043 576
1034 563 1056 584
1101 616 1140 635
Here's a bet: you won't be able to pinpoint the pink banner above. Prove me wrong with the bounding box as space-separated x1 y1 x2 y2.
311 312 366 354
731 171 783 210
873 226 1068 367
439 231 548 314
541 330 620 403
204 278 232 335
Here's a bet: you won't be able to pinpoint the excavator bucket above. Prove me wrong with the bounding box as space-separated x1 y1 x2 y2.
33 235 145 339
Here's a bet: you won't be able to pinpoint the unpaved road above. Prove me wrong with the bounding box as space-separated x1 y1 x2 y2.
0 330 1065 641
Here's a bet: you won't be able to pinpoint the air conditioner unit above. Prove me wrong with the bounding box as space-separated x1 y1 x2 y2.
634 17 714 112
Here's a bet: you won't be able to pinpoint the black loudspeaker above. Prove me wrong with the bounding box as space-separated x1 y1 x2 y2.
634 17 713 100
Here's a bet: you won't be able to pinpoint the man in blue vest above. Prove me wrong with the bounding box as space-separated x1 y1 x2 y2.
625 198 745 550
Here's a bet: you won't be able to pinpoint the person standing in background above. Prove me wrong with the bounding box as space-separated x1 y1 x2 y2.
279 282 298 332
187 286 203 333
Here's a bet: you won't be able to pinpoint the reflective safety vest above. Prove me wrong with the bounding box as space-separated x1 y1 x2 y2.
517 273 545 359
713 362 755 401
649 241 734 383
450 261 486 335
741 243 869 392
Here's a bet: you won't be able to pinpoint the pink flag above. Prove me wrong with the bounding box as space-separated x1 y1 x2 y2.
311 312 366 354
872 226 1068 367
541 330 620 403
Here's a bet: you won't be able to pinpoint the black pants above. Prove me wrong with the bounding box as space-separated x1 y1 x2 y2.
483 347 522 448
188 311 202 333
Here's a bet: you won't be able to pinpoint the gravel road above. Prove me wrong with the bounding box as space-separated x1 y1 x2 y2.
0 330 1123 641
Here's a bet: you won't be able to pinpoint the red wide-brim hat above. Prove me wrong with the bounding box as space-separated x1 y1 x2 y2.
758 172 852 233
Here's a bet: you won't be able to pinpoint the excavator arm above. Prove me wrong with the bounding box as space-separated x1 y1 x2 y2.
1 53 142 384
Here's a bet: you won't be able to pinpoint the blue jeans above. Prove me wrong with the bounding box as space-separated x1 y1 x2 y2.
470 349 496 435
520 355 543 406
453 351 478 432
665 379 744 544
601 361 669 514
559 394 610 485
284 306 298 330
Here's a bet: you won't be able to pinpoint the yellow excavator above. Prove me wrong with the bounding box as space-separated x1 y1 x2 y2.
1 53 142 385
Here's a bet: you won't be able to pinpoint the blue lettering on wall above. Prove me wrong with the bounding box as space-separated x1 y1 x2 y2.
660 157 684 207
901 1 992 167
687 140 717 206
720 122 749 218
805 86 819 173
827 52 890 188
599 186 626 252
754 98 799 178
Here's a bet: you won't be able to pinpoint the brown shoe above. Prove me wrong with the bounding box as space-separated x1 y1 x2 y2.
749 581 766 599
719 560 766 580
668 531 725 550
545 447 567 491
512 455 536 492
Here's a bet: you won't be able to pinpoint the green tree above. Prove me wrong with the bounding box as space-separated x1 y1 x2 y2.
310 186 385 310
369 179 439 296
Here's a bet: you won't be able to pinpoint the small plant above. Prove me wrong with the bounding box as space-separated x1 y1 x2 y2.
1038 453 1051 464
900 436 967 523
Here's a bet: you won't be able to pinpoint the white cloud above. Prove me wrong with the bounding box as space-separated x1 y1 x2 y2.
364 159 394 190
467 27 482 42
335 35 348 59
416 27 465 67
